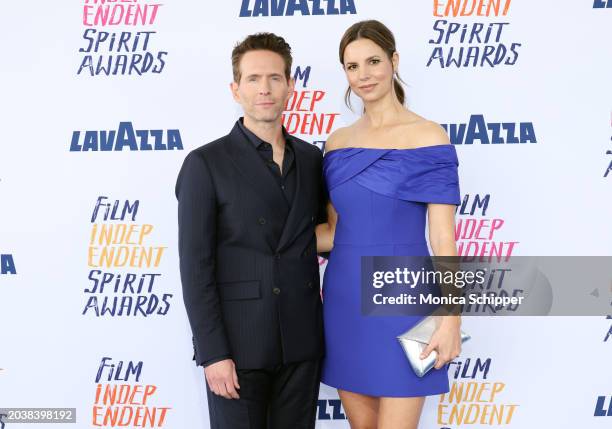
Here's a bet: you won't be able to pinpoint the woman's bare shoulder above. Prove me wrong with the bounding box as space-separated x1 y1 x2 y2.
403 119 451 148
324 125 354 153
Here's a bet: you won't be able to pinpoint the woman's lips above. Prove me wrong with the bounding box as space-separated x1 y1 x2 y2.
359 83 377 91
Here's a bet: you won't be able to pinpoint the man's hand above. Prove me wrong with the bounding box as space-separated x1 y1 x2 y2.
204 359 241 399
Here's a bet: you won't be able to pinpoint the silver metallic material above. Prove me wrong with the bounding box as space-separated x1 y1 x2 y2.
397 315 471 377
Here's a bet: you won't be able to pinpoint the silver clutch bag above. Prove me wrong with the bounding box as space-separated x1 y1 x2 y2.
397 315 471 377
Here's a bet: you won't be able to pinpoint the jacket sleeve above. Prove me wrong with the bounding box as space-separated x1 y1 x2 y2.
316 150 329 225
314 149 331 260
176 150 231 366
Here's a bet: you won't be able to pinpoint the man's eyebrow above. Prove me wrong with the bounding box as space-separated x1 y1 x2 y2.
243 73 284 78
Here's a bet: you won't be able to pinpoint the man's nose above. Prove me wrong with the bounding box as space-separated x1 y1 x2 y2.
259 80 272 94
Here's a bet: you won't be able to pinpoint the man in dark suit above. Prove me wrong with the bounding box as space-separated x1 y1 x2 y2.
176 33 326 428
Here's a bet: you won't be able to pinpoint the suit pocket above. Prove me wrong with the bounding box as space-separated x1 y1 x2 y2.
218 280 261 301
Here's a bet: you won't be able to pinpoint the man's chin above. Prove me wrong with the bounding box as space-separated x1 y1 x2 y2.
250 112 283 124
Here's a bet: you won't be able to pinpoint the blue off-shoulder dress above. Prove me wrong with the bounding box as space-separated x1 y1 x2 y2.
321 145 461 397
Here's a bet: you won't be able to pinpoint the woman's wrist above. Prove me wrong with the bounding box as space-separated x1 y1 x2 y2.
440 315 461 328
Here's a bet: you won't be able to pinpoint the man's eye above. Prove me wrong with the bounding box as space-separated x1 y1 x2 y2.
347 65 356 70
371 59 380 64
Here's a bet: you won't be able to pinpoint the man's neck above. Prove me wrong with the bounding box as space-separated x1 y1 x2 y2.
243 116 285 147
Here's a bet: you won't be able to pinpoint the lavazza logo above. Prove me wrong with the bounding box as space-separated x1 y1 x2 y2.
441 114 537 145
69 122 183 152
239 0 357 16
0 254 16 275
593 0 612 8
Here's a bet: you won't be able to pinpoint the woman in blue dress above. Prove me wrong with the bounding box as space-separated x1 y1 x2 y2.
316 20 463 429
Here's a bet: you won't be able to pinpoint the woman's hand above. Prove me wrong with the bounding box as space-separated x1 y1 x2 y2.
420 316 462 370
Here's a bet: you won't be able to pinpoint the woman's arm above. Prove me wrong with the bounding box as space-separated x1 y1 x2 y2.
421 203 462 369
428 203 457 257
315 202 338 253
316 127 346 254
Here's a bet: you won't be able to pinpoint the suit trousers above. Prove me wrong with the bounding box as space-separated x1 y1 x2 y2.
205 358 322 429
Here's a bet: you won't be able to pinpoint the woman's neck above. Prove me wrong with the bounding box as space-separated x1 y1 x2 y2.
362 92 405 129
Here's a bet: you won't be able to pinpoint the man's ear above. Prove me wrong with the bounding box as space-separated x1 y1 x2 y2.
287 77 295 98
230 81 240 102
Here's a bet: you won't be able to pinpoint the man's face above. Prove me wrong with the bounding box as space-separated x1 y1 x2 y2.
231 50 294 124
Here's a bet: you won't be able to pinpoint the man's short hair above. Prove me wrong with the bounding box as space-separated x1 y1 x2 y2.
231 32 293 83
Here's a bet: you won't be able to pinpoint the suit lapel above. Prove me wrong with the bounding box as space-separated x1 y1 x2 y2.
276 139 310 252
225 123 289 251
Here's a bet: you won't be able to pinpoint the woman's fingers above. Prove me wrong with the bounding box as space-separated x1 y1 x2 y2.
435 346 461 369
420 341 437 359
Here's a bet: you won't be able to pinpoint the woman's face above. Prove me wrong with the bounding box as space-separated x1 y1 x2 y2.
342 38 398 104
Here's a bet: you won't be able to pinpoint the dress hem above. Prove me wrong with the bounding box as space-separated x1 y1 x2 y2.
320 378 450 398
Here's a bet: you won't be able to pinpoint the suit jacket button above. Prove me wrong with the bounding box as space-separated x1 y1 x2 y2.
307 281 313 288
258 217 266 225
311 215 315 223
272 287 281 295
275 253 281 259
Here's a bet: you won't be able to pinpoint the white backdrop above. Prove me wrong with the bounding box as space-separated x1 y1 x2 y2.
1 1 611 428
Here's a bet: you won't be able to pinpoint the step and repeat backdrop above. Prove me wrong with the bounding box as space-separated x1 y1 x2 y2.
1 1 611 428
